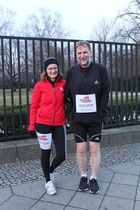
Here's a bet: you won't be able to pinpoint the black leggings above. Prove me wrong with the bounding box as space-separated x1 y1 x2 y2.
36 123 67 182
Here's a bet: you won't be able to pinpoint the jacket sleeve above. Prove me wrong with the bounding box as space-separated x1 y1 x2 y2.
99 67 110 117
28 83 41 131
64 70 73 113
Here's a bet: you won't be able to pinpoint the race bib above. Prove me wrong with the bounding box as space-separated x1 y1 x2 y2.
76 94 97 113
36 132 52 150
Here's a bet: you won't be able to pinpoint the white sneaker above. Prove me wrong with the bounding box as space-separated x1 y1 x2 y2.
50 172 55 183
45 180 57 195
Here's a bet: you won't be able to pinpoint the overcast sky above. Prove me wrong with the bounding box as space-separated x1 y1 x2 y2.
0 0 131 40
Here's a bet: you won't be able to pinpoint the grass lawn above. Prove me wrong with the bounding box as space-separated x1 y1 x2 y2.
0 89 140 106
0 89 33 106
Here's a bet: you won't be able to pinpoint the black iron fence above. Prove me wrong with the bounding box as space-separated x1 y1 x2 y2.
0 36 140 141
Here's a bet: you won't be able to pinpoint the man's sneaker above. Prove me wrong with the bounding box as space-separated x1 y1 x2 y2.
50 172 55 183
45 180 57 195
89 178 99 194
79 176 89 192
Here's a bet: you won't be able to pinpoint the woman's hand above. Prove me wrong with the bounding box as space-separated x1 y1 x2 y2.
28 131 37 138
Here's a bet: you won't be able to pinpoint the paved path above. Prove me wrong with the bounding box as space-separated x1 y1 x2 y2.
0 143 140 210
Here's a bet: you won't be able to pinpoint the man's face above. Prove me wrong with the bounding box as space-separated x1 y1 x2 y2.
76 44 92 68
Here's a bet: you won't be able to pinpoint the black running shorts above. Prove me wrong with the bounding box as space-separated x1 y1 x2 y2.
73 123 103 143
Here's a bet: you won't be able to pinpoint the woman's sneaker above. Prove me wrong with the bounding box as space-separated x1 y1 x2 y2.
79 176 89 191
45 180 57 195
89 178 99 194
50 172 55 183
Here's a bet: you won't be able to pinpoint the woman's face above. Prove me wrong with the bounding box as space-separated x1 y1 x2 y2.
46 64 58 81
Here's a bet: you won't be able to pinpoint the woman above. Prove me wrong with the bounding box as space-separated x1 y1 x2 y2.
28 58 66 195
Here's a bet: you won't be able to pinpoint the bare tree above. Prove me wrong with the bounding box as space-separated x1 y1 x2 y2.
90 18 116 42
0 8 17 89
0 7 16 35
90 18 117 66
21 8 70 39
18 8 71 85
114 0 140 43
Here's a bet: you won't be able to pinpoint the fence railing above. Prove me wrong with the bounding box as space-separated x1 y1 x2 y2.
0 36 140 141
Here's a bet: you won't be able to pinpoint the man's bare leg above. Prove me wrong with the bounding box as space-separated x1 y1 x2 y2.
89 142 101 177
76 142 87 175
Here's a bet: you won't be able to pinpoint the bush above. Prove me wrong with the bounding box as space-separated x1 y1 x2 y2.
0 105 29 137
106 102 140 126
0 102 140 138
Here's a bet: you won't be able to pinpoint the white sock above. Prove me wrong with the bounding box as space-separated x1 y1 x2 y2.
90 176 97 180
81 174 87 178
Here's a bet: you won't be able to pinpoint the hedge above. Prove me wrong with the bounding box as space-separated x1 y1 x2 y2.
0 103 140 137
0 105 28 137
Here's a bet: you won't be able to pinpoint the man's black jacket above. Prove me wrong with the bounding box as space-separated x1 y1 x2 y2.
64 62 110 124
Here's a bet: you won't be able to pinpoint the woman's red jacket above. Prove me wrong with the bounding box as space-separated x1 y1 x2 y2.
28 78 66 131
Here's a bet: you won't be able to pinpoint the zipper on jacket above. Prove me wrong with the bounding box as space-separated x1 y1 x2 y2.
39 110 42 117
83 69 87 82
52 85 57 125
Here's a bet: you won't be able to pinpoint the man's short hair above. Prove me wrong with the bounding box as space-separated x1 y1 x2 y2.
76 40 91 51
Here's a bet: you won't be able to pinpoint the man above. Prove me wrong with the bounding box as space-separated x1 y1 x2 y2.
65 40 109 194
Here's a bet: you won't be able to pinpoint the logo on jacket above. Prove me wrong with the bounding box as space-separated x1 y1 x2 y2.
95 137 99 141
60 87 63 91
80 96 92 103
94 80 99 84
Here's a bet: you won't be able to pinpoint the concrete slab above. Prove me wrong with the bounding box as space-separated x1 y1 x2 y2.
133 160 140 166
107 183 137 199
0 195 36 210
97 181 110 195
30 201 65 210
69 191 104 210
12 180 45 199
97 167 115 182
136 187 140 201
108 162 140 175
41 188 75 205
112 173 139 185
100 196 134 210
135 201 140 210
56 174 80 190
0 147 17 164
17 144 40 161
0 187 12 205
65 207 81 210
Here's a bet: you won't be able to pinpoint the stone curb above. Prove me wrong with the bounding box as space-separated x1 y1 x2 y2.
0 125 140 164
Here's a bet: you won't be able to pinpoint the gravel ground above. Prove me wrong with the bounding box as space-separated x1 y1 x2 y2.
0 143 140 188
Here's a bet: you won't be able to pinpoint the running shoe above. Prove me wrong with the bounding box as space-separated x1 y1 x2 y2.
45 180 57 195
79 176 89 191
89 178 99 194
50 172 55 183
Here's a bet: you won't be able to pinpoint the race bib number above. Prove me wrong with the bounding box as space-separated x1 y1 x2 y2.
36 132 52 150
76 94 97 113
